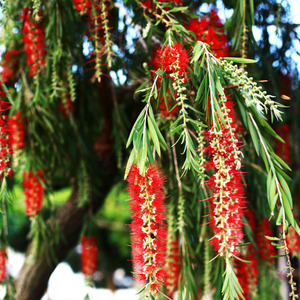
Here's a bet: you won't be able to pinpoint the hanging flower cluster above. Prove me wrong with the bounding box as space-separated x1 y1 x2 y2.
8 112 25 150
165 238 180 298
0 49 20 85
256 218 276 265
158 42 189 80
21 8 46 77
0 115 13 178
81 235 98 277
204 100 245 257
126 164 167 293
185 9 229 58
0 248 6 283
73 0 91 15
23 170 45 217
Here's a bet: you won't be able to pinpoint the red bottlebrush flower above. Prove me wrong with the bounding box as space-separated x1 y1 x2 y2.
0 248 6 283
165 238 180 298
204 100 245 257
73 0 91 15
286 226 300 257
158 42 189 77
8 112 25 150
0 114 13 178
0 49 20 85
23 170 45 216
59 97 74 117
81 236 98 277
185 10 229 58
21 8 46 77
126 164 167 293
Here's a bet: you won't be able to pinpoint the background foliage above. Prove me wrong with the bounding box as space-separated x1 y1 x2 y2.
0 0 300 299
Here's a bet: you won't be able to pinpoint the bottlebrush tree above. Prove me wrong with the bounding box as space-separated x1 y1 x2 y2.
0 0 299 299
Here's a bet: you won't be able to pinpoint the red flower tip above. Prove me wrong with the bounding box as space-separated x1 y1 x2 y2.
81 235 98 276
8 112 25 150
0 116 13 178
0 248 6 283
23 170 45 216
22 8 46 77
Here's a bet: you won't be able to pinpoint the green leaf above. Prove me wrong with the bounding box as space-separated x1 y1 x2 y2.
275 165 292 182
171 124 184 135
247 116 260 156
149 106 168 149
195 75 207 102
271 152 292 171
134 81 150 99
168 6 188 12
222 57 257 64
267 171 277 213
260 118 284 142
192 42 203 63
278 174 293 207
147 116 161 156
126 107 145 148
265 235 281 241
124 150 135 179
282 189 300 236
136 286 146 295
222 259 245 300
